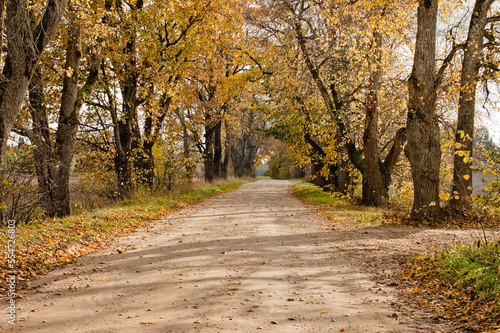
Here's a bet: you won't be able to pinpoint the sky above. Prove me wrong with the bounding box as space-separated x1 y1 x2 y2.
479 110 500 145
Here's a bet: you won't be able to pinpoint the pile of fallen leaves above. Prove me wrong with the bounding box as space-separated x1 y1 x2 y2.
385 206 500 229
0 180 249 298
398 252 500 332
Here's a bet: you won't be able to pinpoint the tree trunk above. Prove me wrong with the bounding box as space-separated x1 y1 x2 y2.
50 22 82 217
30 67 56 215
177 108 195 181
133 94 171 189
204 126 215 182
335 143 353 196
30 19 102 217
450 0 493 209
295 21 359 195
221 120 230 179
404 0 441 218
0 0 67 221
114 47 138 196
0 0 5 66
114 95 135 197
133 116 154 188
134 140 155 188
213 120 223 179
107 0 144 197
231 134 258 179
361 31 387 206
303 131 335 190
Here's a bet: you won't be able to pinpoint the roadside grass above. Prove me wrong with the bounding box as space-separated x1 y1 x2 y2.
402 240 500 332
292 181 387 227
0 179 252 296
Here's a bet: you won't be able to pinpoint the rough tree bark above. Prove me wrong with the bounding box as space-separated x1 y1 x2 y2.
29 68 56 215
405 0 441 218
204 124 215 182
29 16 103 217
213 120 223 179
0 0 4 64
47 22 82 217
362 35 386 205
110 0 144 197
0 0 67 221
449 0 494 209
134 95 172 188
176 108 195 181
231 134 258 178
221 120 230 179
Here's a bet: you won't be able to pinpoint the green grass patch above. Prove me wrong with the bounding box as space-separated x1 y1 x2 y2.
404 241 500 331
437 241 500 303
0 179 252 296
292 181 386 226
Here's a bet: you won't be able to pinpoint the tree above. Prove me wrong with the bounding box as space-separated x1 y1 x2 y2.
90 0 214 194
182 12 258 182
404 0 441 218
251 0 409 204
450 0 497 209
0 0 67 221
231 105 265 178
30 4 106 217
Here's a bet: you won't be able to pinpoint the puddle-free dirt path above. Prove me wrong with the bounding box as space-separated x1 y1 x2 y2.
6 179 476 332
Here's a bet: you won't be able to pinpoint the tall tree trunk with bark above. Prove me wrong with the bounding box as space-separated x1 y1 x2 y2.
405 0 441 218
134 95 171 189
29 18 102 218
303 130 334 189
0 0 5 65
213 121 223 179
176 108 195 181
49 22 82 217
30 68 56 215
107 0 144 197
114 100 135 197
204 126 215 182
221 120 230 179
231 134 258 178
113 44 139 196
450 0 494 209
362 32 387 206
0 0 67 221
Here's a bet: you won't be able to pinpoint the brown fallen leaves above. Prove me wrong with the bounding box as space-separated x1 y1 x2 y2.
398 255 500 332
385 206 500 229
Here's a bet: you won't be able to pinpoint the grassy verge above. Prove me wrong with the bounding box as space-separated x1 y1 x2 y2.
292 181 386 226
1 179 252 296
402 241 500 332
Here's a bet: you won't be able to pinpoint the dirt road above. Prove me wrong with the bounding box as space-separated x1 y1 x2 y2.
6 180 473 332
